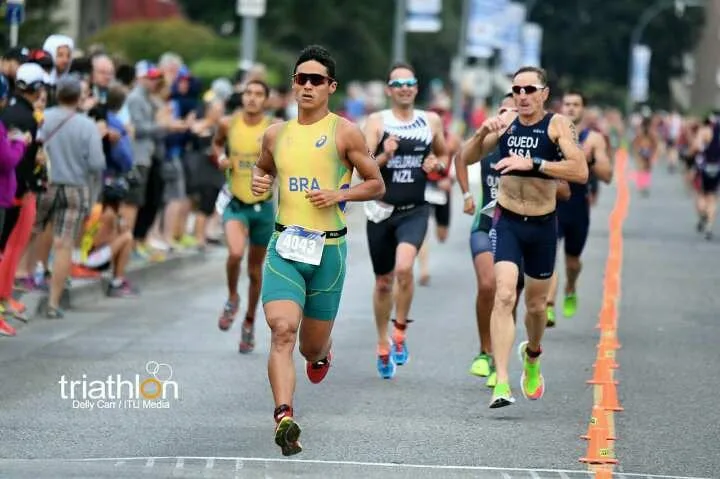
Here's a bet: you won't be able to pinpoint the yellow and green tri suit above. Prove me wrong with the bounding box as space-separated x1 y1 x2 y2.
223 114 275 246
261 113 352 321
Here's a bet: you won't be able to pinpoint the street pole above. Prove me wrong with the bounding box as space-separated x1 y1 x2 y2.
392 0 407 63
239 16 257 71
6 0 25 48
625 0 705 116
10 22 19 47
451 0 471 127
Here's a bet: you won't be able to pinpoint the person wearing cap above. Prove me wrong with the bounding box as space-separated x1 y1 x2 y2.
30 74 105 318
124 60 170 257
1 47 30 91
0 62 46 321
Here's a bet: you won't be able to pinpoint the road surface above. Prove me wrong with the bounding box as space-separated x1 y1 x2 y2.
0 163 716 479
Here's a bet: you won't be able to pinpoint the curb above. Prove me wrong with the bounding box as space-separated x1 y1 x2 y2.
17 250 207 320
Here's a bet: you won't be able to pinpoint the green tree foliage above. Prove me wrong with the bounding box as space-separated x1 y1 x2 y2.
85 18 217 65
178 0 704 108
530 0 704 107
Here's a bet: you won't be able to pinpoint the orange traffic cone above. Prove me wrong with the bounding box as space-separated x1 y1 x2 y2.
598 330 621 350
596 306 617 331
596 342 618 367
579 424 618 464
581 404 616 440
594 466 614 478
587 357 616 385
600 380 624 412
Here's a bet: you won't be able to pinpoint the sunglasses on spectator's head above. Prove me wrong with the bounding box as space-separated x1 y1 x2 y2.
388 78 418 88
293 73 333 86
512 84 546 95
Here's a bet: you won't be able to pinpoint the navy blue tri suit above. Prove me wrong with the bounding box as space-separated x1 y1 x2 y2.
492 112 563 280
698 121 720 194
470 148 524 292
556 128 592 257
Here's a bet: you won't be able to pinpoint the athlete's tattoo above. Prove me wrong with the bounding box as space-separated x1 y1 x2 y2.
569 121 579 145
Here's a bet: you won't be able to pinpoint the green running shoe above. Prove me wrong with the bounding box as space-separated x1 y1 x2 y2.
469 353 492 377
563 293 578 318
546 306 556 327
489 382 515 408
518 340 545 400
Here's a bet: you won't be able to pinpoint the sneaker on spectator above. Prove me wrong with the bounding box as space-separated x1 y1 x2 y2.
147 238 171 252
107 280 139 298
178 234 198 248
0 317 17 336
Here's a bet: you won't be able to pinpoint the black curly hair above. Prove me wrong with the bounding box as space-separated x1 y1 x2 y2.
294 45 336 80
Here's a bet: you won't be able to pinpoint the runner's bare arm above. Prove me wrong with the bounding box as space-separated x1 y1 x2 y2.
543 114 589 184
556 180 571 201
212 116 230 164
589 131 613 183
427 112 450 169
253 123 282 178
454 145 473 196
461 111 515 165
362 113 391 168
338 120 385 202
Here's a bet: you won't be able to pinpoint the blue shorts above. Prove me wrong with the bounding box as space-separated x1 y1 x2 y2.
492 205 557 280
471 228 525 292
557 206 590 257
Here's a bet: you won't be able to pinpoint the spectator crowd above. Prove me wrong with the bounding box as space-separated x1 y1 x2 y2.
0 33 293 336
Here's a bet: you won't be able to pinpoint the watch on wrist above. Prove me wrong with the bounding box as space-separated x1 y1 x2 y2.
463 191 473 201
532 157 543 172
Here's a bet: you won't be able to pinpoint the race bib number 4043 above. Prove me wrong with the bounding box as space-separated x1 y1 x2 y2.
275 225 326 266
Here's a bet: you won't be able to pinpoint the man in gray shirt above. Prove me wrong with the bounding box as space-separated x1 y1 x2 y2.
34 74 105 318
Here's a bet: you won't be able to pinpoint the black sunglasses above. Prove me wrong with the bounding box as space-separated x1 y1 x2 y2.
293 73 334 86
511 84 546 95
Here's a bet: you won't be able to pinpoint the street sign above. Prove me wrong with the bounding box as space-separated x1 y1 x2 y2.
5 0 25 26
236 0 266 18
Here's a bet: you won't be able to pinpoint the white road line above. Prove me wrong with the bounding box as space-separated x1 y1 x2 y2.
66 457 710 479
205 458 215 469
144 458 154 468
559 472 571 479
114 460 125 467
502 473 512 479
175 458 184 469
530 472 542 479
235 459 243 471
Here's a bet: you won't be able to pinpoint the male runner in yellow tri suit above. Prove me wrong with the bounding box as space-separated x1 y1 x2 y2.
213 79 280 353
251 45 385 456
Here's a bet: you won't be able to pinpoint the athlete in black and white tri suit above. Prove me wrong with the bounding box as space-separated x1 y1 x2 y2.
362 62 448 380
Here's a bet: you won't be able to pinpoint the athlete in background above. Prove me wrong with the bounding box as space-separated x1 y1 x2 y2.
417 103 460 286
362 62 448 380
546 91 613 327
689 112 720 240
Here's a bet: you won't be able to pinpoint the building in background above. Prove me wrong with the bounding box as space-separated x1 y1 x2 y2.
53 0 181 43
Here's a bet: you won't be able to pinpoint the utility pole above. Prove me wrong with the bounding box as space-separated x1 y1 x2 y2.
392 0 407 63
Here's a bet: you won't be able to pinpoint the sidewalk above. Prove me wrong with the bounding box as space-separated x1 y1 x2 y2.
6 245 214 325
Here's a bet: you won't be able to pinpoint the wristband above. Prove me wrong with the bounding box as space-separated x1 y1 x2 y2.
462 191 473 201
532 157 543 172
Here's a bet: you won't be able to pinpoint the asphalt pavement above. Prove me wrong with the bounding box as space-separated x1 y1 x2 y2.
0 160 717 479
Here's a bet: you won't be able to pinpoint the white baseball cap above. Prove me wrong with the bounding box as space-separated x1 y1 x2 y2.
16 62 46 88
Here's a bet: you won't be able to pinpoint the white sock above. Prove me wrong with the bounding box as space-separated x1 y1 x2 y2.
111 278 124 287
